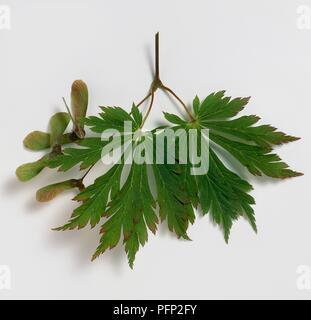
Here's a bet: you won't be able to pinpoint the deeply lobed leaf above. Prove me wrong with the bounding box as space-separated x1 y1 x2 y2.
92 162 158 268
48 138 108 172
19 90 302 267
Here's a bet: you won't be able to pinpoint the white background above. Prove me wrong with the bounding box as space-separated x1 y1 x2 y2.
0 0 310 299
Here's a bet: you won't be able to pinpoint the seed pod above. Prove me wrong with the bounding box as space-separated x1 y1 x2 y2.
23 131 50 151
36 179 82 202
49 112 70 146
15 155 49 182
71 80 88 138
24 132 80 151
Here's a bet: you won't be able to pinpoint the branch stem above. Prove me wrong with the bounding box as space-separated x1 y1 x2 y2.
136 92 152 108
80 164 95 181
140 92 155 128
155 32 160 81
132 33 160 123
161 85 194 121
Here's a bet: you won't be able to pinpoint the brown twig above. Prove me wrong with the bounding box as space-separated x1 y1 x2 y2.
161 85 194 121
140 92 155 128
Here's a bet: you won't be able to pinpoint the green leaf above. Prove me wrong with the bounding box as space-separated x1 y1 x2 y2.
197 149 256 241
162 92 302 241
92 162 158 268
49 112 70 146
210 133 302 179
197 91 250 120
84 106 140 133
54 164 123 230
131 103 143 127
192 91 302 179
36 179 81 202
180 161 199 208
17 88 302 268
193 95 200 115
202 115 299 149
150 130 196 239
54 121 195 267
163 112 186 126
152 161 195 239
48 138 107 171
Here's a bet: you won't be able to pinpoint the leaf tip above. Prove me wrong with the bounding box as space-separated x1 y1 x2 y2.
51 226 64 231
91 253 99 262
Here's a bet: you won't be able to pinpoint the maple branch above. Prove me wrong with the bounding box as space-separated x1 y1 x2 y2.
150 32 163 93
127 92 152 117
140 92 155 128
161 85 194 121
132 33 160 120
136 92 152 108
155 32 160 81
154 33 194 121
